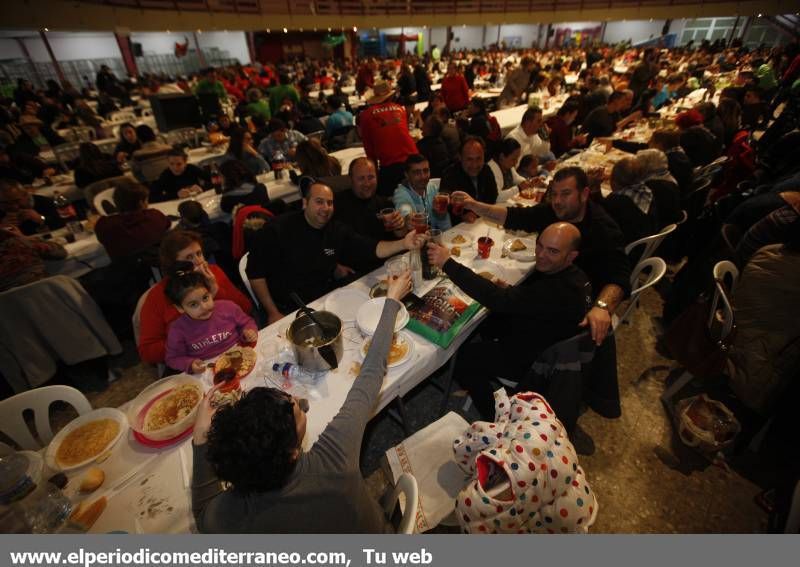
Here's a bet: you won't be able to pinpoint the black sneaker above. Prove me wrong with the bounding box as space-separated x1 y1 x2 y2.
571 424 596 456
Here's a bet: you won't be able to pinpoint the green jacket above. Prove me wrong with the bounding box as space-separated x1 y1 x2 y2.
268 84 300 114
194 79 228 101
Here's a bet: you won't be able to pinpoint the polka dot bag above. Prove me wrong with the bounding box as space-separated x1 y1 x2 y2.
453 388 598 534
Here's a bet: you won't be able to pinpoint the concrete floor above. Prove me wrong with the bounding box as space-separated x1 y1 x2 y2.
55 281 768 533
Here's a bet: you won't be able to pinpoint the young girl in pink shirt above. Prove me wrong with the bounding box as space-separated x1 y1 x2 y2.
165 270 258 374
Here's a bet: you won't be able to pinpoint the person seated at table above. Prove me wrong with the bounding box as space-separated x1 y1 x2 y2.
0 145 56 184
139 229 252 366
334 157 405 245
176 200 224 263
94 179 171 261
221 128 269 176
652 73 686 109
464 97 500 152
440 137 498 222
453 166 631 419
244 87 271 122
294 139 341 179
113 122 141 163
592 157 656 245
546 101 587 158
635 148 682 228
0 209 67 293
268 73 300 116
325 95 354 139
191 271 411 533
164 270 258 375
435 106 462 157
581 90 641 143
426 222 590 421
393 154 452 231
10 116 65 161
416 115 451 179
194 67 228 102
487 138 536 203
674 109 722 167
741 85 770 130
648 128 694 197
151 147 210 202
505 106 552 166
73 142 123 189
130 124 171 164
420 91 445 122
0 179 53 235
246 180 424 324
218 159 282 215
695 101 726 146
257 118 306 165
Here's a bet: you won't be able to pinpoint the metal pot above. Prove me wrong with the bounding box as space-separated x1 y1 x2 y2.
286 309 344 372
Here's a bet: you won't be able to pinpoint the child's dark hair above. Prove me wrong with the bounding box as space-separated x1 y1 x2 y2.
178 200 208 226
165 269 209 307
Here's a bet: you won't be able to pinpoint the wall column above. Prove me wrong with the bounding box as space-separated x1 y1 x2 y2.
15 38 45 87
38 31 66 84
114 30 138 77
193 32 207 67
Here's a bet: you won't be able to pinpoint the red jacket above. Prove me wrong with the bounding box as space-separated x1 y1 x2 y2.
440 74 470 112
358 102 418 167
138 264 252 364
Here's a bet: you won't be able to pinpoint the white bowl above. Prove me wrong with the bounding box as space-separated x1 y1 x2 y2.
356 298 409 336
127 375 204 442
45 408 128 472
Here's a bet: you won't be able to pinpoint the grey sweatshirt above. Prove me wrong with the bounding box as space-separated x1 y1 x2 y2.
191 299 401 533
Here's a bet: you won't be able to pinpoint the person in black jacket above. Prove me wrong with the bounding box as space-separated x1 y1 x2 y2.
454 166 631 419
440 137 498 219
150 148 210 202
427 222 591 420
74 142 123 189
415 116 451 179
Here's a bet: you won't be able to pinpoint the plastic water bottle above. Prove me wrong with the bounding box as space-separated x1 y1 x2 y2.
272 362 316 381
273 150 285 180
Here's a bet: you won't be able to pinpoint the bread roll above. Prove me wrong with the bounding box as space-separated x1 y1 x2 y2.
79 468 105 493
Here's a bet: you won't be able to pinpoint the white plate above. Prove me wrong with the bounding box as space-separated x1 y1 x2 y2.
45 408 128 472
470 260 511 284
443 231 474 247
360 330 415 368
502 237 536 262
356 297 409 335
324 288 370 322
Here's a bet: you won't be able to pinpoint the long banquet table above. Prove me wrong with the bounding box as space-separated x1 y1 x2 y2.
46 217 539 533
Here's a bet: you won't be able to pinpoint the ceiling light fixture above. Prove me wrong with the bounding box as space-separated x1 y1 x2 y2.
43 27 49 32
353 26 358 32
757 13 762 17
284 27 288 33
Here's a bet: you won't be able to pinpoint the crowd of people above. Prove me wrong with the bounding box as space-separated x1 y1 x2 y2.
1 34 799 532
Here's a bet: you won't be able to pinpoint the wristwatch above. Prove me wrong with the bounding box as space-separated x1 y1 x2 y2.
594 299 609 311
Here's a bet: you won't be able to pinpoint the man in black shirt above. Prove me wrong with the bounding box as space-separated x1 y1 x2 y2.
582 91 640 143
428 222 590 420
151 148 210 202
247 181 423 324
440 137 498 220
333 157 406 273
454 166 631 418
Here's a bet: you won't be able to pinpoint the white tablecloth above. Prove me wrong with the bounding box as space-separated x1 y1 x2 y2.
47 218 538 533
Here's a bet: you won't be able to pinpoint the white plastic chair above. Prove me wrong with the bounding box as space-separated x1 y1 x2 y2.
93 187 117 216
239 253 260 308
613 257 668 331
624 223 677 262
131 286 165 377
661 260 738 406
383 473 419 534
0 386 92 450
108 110 136 124
52 141 82 170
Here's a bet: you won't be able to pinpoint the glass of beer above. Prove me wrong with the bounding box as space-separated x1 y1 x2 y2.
450 194 465 215
433 193 449 216
410 212 429 234
377 207 397 230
